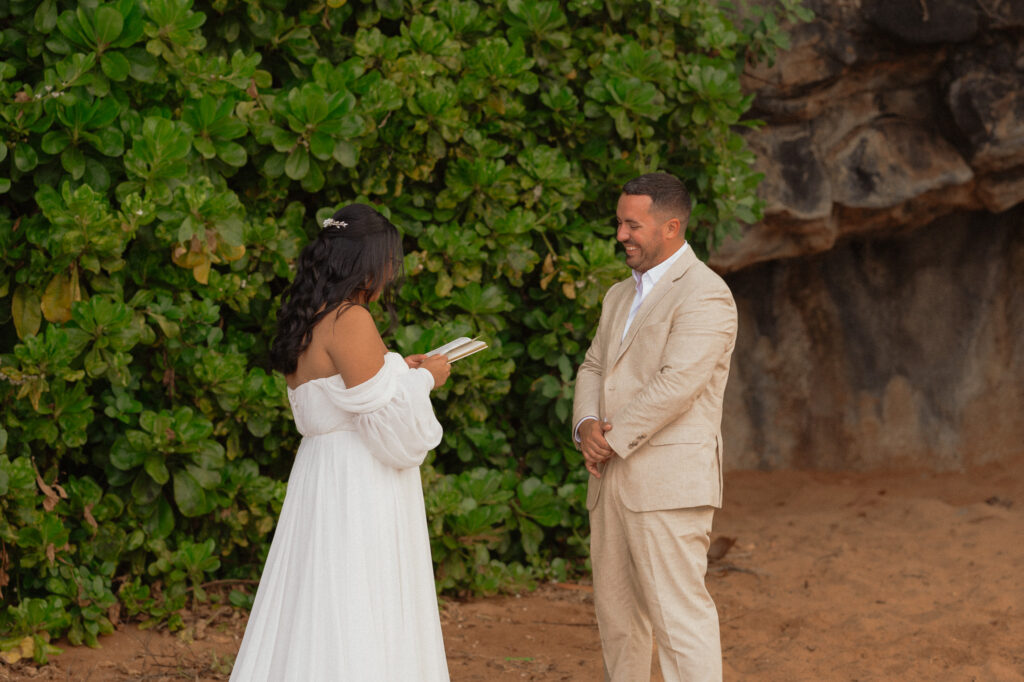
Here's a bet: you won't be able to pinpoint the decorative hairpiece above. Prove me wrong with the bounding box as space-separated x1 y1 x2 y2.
323 218 348 230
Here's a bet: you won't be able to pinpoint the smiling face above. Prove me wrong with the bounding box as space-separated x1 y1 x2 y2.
614 193 685 273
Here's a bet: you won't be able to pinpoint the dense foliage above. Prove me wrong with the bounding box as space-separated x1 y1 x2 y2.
0 0 808 663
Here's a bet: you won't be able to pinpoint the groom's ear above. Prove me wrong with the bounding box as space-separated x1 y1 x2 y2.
663 216 682 239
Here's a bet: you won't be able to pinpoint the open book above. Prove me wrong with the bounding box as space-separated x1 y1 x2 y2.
427 337 488 362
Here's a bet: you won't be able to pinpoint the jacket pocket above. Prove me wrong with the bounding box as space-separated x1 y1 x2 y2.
649 425 710 445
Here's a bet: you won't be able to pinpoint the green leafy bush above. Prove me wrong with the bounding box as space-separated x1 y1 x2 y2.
0 0 808 662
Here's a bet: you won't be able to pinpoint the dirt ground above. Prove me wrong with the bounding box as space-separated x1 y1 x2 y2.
3 455 1022 681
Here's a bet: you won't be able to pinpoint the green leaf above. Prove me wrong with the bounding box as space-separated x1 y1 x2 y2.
100 51 131 81
517 478 562 527
92 127 125 156
262 152 286 177
57 8 88 46
309 132 333 160
215 141 246 167
61 146 86 179
12 286 42 339
193 137 216 158
82 159 111 191
192 439 223 470
144 497 175 539
247 415 271 437
126 47 158 81
301 158 325 191
84 347 109 377
173 470 207 517
41 131 71 155
375 0 405 20
143 454 169 485
284 146 310 180
109 436 145 470
333 140 358 167
185 464 220 490
270 127 297 152
93 6 124 46
519 517 542 556
35 0 59 32
14 144 39 172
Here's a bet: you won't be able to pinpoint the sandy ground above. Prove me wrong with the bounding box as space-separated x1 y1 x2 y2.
2 455 1021 681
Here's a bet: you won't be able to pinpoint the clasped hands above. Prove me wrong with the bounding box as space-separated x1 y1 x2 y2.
579 419 616 478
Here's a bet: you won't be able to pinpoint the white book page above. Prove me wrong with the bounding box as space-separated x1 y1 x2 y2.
446 339 487 361
427 337 488 362
427 337 473 357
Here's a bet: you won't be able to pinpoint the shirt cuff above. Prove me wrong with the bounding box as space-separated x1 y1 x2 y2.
574 416 598 443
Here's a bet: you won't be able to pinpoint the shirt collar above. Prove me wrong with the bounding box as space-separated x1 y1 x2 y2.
633 241 689 291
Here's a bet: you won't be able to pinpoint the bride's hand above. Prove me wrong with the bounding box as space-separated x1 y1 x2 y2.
404 353 428 369
419 354 451 389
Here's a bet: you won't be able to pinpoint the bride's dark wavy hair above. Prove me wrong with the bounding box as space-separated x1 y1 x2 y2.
270 204 403 375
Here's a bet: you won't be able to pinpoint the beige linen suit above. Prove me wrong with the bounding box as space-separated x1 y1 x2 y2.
573 246 737 681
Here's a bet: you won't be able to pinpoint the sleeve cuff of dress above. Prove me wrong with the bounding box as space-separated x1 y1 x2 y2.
413 366 435 393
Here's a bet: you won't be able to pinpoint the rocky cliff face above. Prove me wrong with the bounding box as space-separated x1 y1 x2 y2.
711 0 1024 273
722 207 1023 471
715 0 1024 470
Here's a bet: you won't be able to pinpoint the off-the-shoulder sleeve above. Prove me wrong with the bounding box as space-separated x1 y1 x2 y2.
320 353 442 469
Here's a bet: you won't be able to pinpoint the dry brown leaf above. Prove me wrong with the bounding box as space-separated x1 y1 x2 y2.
35 467 61 512
83 503 99 531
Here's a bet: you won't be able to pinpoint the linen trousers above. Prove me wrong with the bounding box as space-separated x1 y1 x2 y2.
590 461 722 682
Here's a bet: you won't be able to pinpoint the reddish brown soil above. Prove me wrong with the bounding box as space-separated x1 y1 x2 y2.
3 456 1022 681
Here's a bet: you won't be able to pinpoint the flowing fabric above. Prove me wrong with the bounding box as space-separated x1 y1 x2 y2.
229 353 449 681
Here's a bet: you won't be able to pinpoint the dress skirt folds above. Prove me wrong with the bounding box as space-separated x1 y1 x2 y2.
229 353 449 681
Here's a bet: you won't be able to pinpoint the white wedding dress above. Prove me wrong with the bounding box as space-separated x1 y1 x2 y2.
229 353 449 681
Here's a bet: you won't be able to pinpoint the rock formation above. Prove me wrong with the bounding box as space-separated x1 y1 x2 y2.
712 0 1024 273
723 207 1024 471
714 0 1024 470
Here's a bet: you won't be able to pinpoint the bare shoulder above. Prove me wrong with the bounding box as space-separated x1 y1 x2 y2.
327 303 376 331
322 304 388 388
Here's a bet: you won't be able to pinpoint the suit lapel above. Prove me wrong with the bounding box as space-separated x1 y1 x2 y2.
613 248 699 366
606 281 635 355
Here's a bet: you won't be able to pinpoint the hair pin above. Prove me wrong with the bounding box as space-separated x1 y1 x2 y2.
323 218 348 229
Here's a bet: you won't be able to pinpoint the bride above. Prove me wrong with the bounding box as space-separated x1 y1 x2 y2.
230 203 451 681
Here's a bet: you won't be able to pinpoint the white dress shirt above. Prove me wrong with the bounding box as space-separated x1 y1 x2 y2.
575 242 689 441
621 242 689 341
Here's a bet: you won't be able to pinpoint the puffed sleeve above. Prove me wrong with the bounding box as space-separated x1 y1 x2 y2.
321 353 443 469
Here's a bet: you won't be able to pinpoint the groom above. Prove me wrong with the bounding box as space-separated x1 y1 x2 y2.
572 172 738 681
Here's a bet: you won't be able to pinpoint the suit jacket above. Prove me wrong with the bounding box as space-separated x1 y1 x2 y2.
572 246 738 512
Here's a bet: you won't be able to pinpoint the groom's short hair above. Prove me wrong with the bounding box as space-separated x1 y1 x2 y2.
623 173 692 222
